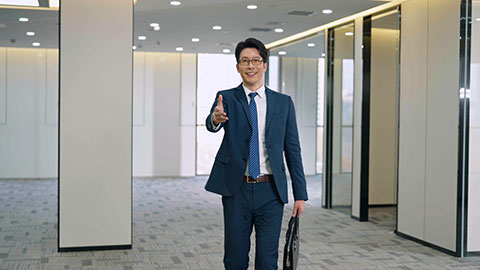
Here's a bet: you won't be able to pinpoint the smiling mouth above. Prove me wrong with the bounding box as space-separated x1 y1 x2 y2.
246 72 257 77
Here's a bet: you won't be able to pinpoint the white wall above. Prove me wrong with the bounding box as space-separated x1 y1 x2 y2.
132 52 196 177
398 0 460 252
0 50 197 179
467 2 480 253
0 48 58 178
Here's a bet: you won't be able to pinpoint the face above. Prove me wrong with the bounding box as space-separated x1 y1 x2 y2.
236 47 268 90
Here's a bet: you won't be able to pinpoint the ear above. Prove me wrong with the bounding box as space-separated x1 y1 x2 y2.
263 62 268 72
236 63 240 73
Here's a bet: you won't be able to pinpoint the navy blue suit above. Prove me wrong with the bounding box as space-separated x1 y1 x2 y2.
205 84 308 269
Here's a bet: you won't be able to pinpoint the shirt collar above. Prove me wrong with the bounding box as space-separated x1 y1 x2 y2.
243 84 265 99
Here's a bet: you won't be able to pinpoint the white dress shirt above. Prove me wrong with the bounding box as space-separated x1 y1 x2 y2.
211 84 272 176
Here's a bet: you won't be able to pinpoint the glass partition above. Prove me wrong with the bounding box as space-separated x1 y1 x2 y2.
328 23 355 214
370 9 401 229
269 33 325 176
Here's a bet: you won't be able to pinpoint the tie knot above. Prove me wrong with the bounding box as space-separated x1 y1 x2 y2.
249 92 257 99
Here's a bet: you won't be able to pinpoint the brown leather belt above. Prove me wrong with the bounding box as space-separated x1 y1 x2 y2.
243 174 273 183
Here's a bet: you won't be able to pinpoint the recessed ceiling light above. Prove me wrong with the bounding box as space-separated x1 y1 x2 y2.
247 4 257 10
476 18 480 22
322 9 333 14
278 51 286 55
1 0 38 7
132 45 137 50
150 23 159 28
321 53 326 57
170 1 181 6
32 42 40 47
153 26 160 31
274 28 284 33
307 43 315 47
223 49 231 53
345 32 354 36
138 35 147 40
176 47 184 52
191 38 200 42
26 31 35 36
19 17 29 22
212 25 222 30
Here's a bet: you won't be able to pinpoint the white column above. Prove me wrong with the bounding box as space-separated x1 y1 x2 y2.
59 0 133 250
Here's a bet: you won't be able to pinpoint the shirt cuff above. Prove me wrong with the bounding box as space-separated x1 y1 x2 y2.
211 116 221 131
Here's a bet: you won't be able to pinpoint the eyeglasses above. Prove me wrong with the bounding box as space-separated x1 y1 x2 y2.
238 58 263 66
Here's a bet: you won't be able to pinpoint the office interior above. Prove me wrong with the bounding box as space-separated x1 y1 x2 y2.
1 0 480 268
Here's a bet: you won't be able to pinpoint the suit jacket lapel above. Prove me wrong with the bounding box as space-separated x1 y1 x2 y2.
265 87 276 136
234 84 251 127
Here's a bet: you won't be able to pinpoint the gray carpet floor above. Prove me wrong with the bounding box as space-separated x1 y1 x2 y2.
0 176 479 269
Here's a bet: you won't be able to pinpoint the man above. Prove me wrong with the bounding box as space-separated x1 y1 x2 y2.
205 38 308 270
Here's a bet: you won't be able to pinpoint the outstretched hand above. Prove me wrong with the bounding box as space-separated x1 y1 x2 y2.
212 94 229 126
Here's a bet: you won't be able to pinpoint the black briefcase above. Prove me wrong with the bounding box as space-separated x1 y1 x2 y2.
283 216 299 270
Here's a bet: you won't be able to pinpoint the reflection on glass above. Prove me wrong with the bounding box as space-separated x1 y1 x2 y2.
196 54 241 175
331 22 354 212
316 127 324 173
270 33 325 175
342 127 353 172
370 9 400 230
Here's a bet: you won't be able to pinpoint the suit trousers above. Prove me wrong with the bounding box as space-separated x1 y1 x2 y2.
222 179 284 270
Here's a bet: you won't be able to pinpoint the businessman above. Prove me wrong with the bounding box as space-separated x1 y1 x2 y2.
205 38 308 270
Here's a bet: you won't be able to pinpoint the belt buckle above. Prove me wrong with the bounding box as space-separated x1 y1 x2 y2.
247 176 257 183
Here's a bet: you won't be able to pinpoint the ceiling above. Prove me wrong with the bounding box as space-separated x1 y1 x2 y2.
0 0 390 53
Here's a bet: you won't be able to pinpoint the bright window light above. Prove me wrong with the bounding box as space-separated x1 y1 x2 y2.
0 0 38 7
49 0 59 8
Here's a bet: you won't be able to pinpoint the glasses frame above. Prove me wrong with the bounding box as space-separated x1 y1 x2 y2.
238 58 264 66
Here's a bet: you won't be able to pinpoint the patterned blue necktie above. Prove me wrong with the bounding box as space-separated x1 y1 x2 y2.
248 92 261 179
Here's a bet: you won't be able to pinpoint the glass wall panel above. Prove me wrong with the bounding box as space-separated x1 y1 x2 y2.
370 9 400 229
196 54 241 175
270 33 325 176
330 23 355 212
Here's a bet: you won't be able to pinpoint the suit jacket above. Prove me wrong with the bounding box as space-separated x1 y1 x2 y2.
205 84 308 204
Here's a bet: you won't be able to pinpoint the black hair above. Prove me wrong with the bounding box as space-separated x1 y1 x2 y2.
235 38 268 64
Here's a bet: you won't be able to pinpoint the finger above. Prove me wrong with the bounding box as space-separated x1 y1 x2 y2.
292 207 297 217
218 95 223 108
